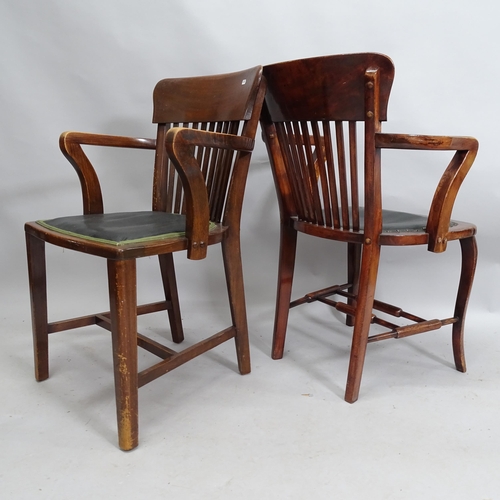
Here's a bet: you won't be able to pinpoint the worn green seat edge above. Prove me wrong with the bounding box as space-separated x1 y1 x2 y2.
37 211 217 247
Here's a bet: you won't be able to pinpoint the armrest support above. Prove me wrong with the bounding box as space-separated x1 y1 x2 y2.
59 131 156 214
165 127 254 260
375 133 478 252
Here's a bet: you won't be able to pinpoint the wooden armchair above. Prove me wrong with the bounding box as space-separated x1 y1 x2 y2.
260 53 478 402
25 66 265 450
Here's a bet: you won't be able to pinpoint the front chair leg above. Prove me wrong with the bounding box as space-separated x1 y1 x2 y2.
221 233 251 375
452 236 478 372
26 232 49 382
344 242 381 403
272 223 298 359
107 259 139 451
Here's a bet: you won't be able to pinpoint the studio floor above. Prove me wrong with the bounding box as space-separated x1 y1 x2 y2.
1 279 499 499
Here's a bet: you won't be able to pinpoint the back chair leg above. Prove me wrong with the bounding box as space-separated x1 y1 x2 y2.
26 232 49 382
344 242 381 403
107 259 139 451
159 253 184 344
222 234 251 375
452 236 478 373
272 224 298 359
346 242 361 327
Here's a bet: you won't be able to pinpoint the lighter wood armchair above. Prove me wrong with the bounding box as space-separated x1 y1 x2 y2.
25 66 265 449
260 53 478 402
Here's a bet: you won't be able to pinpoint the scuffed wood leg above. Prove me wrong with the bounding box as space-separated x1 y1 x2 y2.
222 233 251 375
452 236 478 373
345 242 381 403
159 253 184 344
107 259 139 451
272 223 298 360
26 232 49 382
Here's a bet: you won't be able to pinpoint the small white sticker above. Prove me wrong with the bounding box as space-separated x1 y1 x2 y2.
241 79 246 85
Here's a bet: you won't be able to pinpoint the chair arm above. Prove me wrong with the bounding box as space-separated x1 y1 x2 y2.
165 127 255 260
59 131 156 214
375 133 477 151
375 133 478 252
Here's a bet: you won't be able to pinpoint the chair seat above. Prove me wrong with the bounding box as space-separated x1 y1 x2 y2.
368 209 450 233
299 209 457 233
360 208 427 232
294 208 475 246
37 211 215 246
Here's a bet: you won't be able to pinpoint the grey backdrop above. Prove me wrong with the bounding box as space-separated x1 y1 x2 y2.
1 0 498 339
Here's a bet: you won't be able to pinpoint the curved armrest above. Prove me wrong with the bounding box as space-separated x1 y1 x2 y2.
375 133 478 252
165 127 254 260
59 131 156 214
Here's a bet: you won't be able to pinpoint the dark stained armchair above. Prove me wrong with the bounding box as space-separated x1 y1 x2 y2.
25 66 266 449
260 53 478 402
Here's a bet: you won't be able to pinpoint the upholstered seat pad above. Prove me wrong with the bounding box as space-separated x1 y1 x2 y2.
306 209 458 232
37 211 209 246
370 209 426 233
361 209 456 233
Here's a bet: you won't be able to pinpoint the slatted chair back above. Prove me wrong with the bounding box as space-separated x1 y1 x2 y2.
152 67 263 225
261 53 395 236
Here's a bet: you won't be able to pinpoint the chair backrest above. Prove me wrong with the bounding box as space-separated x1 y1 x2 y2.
260 53 395 234
152 66 264 225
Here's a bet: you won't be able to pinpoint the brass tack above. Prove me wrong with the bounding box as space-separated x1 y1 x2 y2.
365 238 372 245
366 111 374 119
366 82 374 89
